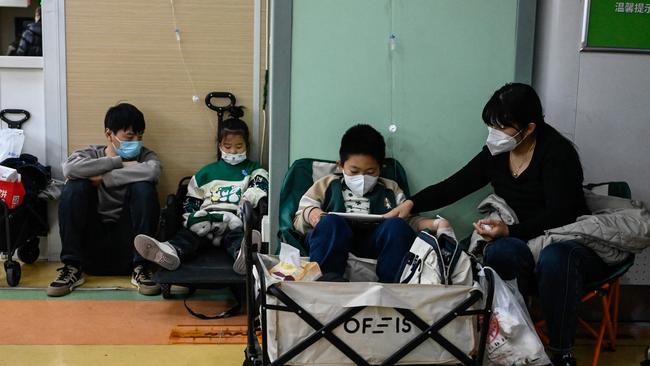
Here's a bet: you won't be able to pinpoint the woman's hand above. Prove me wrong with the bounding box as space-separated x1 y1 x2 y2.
473 219 509 241
384 199 414 219
416 217 450 233
308 207 324 227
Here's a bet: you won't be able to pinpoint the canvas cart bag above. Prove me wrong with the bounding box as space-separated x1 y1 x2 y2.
255 253 480 365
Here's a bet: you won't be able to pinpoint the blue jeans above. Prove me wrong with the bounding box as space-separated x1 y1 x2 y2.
59 180 159 274
484 237 608 353
306 215 415 283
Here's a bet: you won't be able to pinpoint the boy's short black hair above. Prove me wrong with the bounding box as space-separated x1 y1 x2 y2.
104 103 146 134
339 124 385 164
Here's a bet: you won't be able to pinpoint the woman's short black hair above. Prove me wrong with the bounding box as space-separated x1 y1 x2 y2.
482 83 545 130
104 103 145 134
339 124 385 164
217 106 250 156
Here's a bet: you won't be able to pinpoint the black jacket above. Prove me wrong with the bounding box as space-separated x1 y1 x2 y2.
410 123 588 240
16 21 42 56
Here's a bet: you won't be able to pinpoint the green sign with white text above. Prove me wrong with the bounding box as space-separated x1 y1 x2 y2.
583 0 650 51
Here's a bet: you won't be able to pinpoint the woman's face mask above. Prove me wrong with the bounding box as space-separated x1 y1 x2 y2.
113 135 142 160
485 127 524 155
343 173 379 197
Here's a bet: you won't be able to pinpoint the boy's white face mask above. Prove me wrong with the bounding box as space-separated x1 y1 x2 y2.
343 173 378 197
486 127 524 156
221 149 247 165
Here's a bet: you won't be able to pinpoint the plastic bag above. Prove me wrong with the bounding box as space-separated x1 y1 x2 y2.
0 174 25 209
479 267 550 366
0 129 24 163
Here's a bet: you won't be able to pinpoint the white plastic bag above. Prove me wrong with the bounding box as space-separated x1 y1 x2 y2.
479 267 550 366
0 128 24 162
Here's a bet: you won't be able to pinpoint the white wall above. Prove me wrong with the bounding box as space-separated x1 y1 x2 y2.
533 0 650 285
0 58 45 159
0 56 49 259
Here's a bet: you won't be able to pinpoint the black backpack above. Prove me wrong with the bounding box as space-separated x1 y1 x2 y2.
157 176 192 241
0 153 50 195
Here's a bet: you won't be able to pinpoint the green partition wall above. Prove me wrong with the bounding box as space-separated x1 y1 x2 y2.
287 0 535 238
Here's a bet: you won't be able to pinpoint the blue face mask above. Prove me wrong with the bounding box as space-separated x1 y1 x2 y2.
113 136 142 159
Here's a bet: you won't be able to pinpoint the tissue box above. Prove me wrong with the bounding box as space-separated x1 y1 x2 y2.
0 179 25 209
270 261 322 282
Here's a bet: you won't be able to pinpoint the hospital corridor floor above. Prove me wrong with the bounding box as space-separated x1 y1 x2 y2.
0 260 647 366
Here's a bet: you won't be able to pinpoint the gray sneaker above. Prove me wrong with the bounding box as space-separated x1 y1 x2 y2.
47 264 85 297
131 264 161 296
134 234 180 271
233 230 261 275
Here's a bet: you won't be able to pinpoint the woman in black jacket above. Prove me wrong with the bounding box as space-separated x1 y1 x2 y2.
386 83 607 366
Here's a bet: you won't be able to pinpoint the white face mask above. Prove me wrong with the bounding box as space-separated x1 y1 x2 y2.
221 149 247 165
343 173 379 197
486 127 524 155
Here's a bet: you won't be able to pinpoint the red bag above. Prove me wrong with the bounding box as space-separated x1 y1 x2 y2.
0 179 25 209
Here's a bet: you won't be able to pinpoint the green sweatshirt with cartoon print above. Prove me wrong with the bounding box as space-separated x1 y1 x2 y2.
183 159 268 228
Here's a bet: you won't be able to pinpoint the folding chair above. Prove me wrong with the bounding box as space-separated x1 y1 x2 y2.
535 181 637 366
277 158 409 255
535 255 635 366
243 158 496 365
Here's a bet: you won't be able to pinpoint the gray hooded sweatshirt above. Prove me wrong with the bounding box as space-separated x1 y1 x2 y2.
62 145 161 222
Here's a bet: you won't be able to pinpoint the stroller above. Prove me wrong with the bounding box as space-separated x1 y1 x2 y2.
153 92 266 319
243 158 496 365
0 109 50 286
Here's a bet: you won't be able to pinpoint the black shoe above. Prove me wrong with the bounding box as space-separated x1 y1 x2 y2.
551 353 577 366
316 272 349 282
47 264 84 297
131 264 161 296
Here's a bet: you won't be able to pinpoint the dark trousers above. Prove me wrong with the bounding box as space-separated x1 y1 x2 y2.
168 227 244 262
307 215 415 283
483 237 608 353
59 180 159 274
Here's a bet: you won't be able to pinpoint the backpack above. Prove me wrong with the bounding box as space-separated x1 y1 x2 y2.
0 153 51 194
157 176 191 241
400 231 473 286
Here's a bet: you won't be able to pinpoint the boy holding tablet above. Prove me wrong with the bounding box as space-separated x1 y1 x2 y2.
294 124 442 282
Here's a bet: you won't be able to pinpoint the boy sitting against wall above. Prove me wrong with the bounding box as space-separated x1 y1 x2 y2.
47 103 161 297
294 124 445 282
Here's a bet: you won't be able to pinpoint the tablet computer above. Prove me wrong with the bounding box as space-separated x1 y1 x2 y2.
328 212 385 223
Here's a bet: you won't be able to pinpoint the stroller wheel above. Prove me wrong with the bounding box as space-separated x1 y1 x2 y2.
4 261 21 287
161 283 172 299
17 238 40 264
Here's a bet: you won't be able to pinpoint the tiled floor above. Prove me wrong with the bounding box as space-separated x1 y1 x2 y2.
0 260 647 365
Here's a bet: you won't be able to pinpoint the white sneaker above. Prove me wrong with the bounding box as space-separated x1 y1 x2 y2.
233 230 261 275
134 234 181 271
